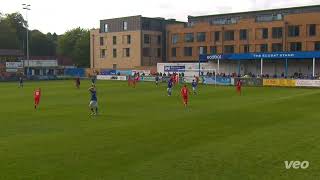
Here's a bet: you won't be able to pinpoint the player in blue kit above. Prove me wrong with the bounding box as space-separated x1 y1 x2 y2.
192 80 198 95
88 84 98 116
167 79 173 96
155 75 160 86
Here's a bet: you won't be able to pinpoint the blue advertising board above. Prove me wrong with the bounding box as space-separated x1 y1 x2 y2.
64 68 85 77
100 69 116 75
203 77 231 85
116 70 132 75
164 65 185 72
200 51 320 61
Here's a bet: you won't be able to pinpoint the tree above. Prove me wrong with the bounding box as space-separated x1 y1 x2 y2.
57 28 90 67
5 13 27 49
29 30 56 56
0 18 19 49
72 31 90 67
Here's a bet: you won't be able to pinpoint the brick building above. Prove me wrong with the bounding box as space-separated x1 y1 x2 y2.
167 5 320 62
90 16 182 70
91 5 320 77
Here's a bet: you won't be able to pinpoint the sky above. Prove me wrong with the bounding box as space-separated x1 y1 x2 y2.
1 0 320 34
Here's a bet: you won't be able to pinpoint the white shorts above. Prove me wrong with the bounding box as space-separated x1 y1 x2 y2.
89 101 98 108
193 87 196 91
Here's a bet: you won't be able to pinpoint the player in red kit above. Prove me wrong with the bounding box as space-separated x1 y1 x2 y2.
34 88 41 109
181 85 190 107
236 80 242 95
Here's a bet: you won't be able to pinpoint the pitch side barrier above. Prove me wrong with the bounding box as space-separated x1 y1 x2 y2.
232 78 263 87
96 75 320 88
263 78 320 88
233 78 320 88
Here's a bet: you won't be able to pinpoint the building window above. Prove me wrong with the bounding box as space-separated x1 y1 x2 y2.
144 34 150 44
142 21 150 30
212 17 237 25
256 14 283 22
143 48 150 57
224 30 234 41
262 28 268 39
113 36 117 45
123 21 128 30
184 33 194 42
199 46 207 55
127 35 131 44
224 45 234 54
100 49 106 58
184 47 193 56
240 29 248 40
272 27 283 39
315 42 320 50
172 34 179 44
157 48 161 57
113 48 117 58
309 24 316 36
272 43 283 52
197 32 206 42
290 42 302 51
172 48 177 57
210 46 217 54
288 25 300 37
112 64 117 70
104 24 108 32
123 48 130 57
260 44 268 52
157 35 161 45
100 37 104 46
243 45 249 53
214 31 220 41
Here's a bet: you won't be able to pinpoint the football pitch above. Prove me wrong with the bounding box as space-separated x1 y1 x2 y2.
1 80 320 180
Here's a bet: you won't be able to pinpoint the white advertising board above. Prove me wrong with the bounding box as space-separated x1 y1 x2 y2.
157 62 216 77
6 69 18 73
132 70 150 75
6 62 23 68
97 75 127 81
296 80 320 87
22 60 58 67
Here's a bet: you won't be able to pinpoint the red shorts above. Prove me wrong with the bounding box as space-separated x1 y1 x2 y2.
35 97 40 104
237 86 241 91
183 96 188 101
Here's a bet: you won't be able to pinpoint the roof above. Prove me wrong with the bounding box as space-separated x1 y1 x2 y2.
188 5 320 20
101 15 185 23
0 49 24 56
200 51 320 61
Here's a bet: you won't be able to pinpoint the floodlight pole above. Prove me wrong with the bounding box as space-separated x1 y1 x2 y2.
22 4 31 77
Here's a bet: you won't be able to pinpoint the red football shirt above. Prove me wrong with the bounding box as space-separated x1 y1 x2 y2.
181 87 189 97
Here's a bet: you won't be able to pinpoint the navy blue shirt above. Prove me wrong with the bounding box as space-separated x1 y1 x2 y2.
168 81 173 88
192 82 197 87
90 89 97 101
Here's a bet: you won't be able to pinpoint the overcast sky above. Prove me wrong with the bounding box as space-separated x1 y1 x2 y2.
1 0 320 34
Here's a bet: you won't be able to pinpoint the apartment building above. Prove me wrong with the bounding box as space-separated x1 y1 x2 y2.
167 5 320 62
90 16 182 70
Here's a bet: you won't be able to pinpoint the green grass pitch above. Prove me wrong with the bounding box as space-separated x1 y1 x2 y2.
0 80 320 180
